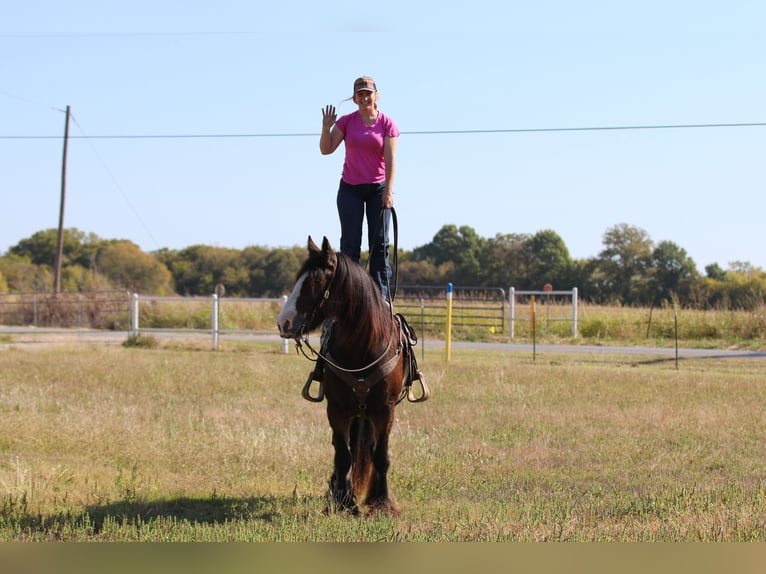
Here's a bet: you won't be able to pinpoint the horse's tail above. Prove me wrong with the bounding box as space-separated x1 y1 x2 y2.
350 417 375 502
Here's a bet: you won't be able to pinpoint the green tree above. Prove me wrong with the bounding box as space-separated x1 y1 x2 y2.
241 245 271 296
567 258 598 300
695 262 766 310
728 260 756 275
0 253 53 292
478 233 529 288
97 241 173 294
162 245 243 295
595 223 654 304
249 247 304 296
398 259 453 286
523 229 573 290
705 263 727 281
60 264 99 292
650 240 699 304
413 224 486 285
10 228 100 269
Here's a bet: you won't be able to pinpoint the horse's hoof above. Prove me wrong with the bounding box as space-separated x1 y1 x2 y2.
323 503 360 516
365 501 401 518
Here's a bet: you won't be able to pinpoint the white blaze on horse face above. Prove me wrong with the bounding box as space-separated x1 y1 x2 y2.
277 272 308 337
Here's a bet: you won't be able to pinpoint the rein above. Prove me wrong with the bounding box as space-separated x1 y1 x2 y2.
365 207 399 304
296 332 395 378
296 315 428 406
298 333 400 408
386 206 399 303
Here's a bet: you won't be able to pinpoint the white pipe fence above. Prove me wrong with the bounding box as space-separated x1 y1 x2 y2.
128 286 579 350
130 293 288 352
509 287 578 338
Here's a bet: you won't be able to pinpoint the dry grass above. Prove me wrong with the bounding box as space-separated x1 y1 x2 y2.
0 341 765 541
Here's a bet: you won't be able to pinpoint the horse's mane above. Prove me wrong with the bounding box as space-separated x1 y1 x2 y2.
333 253 392 350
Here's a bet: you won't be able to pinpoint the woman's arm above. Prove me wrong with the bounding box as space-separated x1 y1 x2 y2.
383 135 397 208
320 105 344 155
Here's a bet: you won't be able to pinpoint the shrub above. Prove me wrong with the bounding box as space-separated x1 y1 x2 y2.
122 334 158 349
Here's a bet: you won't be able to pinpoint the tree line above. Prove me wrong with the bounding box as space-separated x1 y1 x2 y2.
1 224 765 310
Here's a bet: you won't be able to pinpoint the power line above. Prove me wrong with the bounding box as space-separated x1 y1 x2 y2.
0 31 260 39
403 122 766 135
0 132 318 140
2 121 766 140
0 89 64 113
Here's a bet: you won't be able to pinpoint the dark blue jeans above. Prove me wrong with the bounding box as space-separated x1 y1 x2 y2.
336 179 392 299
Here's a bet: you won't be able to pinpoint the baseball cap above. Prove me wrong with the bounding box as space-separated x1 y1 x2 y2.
354 76 377 93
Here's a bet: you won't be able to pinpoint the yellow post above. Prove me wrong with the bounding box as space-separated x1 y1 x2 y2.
445 282 453 362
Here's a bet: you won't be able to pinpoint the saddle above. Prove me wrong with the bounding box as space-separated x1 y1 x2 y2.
301 313 429 405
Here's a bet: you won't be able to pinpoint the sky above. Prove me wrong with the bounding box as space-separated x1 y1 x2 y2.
2 1 765 274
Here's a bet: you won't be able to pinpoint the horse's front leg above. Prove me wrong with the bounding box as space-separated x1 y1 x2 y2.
364 416 400 517
327 428 357 514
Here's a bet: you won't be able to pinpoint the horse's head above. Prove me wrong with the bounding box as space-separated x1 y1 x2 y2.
277 235 339 339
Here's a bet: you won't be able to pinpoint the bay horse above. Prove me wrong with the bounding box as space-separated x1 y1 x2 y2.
277 236 427 517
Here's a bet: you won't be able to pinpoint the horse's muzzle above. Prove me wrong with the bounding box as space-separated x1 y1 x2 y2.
277 315 304 339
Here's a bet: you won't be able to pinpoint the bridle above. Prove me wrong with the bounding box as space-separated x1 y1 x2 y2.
293 255 403 407
296 254 339 343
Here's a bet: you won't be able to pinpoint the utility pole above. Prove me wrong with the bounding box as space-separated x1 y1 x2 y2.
53 105 70 294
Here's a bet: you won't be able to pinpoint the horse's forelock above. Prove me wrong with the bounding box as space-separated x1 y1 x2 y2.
295 257 312 281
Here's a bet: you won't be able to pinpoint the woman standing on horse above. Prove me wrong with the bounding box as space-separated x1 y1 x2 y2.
320 76 399 300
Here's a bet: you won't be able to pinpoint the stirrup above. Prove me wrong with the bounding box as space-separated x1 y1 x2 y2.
407 372 429 403
301 372 324 402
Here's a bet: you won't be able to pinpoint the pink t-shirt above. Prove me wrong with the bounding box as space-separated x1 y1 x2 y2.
335 111 399 185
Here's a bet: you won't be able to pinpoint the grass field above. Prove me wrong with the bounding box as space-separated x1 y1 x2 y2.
0 338 765 541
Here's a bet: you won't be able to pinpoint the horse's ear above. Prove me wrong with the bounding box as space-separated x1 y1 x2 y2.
321 236 337 268
307 235 320 254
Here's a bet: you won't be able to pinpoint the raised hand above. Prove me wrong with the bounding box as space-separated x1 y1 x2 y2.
321 105 336 130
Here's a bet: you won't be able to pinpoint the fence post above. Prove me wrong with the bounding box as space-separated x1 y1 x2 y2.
281 295 289 354
212 294 219 350
531 295 536 360
420 297 425 362
499 287 506 335
509 287 515 339
571 287 578 338
131 293 139 336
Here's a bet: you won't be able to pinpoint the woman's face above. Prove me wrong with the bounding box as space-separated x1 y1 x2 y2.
353 89 377 110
